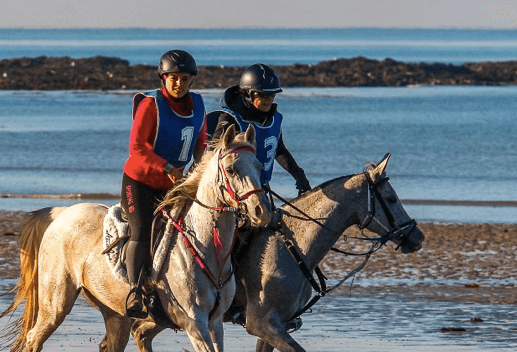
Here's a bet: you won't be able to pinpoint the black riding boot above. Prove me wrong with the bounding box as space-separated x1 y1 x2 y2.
125 240 149 318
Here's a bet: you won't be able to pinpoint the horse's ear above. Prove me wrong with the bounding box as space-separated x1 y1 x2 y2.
244 124 256 146
222 125 237 148
371 152 391 180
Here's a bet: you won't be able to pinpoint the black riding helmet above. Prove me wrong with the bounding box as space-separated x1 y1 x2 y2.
158 50 197 79
239 64 283 95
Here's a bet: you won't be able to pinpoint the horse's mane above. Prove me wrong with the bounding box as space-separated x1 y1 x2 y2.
156 133 256 215
296 160 378 200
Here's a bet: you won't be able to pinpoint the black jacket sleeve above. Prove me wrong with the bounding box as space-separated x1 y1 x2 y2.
275 133 311 193
212 112 240 140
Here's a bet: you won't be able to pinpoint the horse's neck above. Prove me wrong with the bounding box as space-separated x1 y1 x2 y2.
283 186 356 269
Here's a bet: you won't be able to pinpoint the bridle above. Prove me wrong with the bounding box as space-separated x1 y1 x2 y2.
217 145 265 213
358 172 417 246
162 145 265 289
264 172 418 328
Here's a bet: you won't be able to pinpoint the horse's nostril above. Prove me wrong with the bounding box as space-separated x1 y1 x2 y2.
253 204 271 226
255 205 263 217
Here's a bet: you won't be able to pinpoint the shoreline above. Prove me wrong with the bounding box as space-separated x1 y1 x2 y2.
1 56 517 90
2 194 517 207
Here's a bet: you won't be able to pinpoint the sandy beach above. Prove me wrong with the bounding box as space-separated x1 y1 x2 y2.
1 209 516 351
1 209 516 303
0 210 517 304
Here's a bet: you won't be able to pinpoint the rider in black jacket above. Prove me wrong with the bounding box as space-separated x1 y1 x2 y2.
208 63 310 196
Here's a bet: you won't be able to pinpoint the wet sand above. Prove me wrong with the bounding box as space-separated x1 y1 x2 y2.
1 210 516 351
2 210 516 303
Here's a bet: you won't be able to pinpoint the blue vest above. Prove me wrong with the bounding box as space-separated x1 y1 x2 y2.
133 90 205 169
214 107 283 184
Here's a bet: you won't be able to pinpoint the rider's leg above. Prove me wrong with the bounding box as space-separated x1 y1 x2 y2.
121 174 165 318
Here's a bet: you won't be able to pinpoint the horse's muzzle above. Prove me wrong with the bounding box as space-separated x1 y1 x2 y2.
398 225 425 254
245 193 271 227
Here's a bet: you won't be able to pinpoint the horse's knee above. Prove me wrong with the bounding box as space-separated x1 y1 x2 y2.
131 319 164 352
245 316 265 337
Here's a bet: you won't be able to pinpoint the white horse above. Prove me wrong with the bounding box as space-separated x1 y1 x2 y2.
0 125 271 352
130 153 425 352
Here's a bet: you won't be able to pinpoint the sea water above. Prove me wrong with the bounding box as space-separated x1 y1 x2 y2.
1 28 517 222
1 28 517 66
1 86 516 223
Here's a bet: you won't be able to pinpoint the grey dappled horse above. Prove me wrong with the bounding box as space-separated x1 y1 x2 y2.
131 153 425 352
0 125 271 352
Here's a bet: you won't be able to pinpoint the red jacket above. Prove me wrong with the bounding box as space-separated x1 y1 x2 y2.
123 88 207 190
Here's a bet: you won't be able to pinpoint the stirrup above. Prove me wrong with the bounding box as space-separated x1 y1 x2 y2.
125 286 148 319
285 317 303 332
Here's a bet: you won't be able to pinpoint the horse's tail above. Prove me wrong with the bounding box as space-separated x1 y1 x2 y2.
0 206 67 352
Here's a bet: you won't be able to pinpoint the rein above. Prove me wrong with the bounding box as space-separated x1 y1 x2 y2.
267 171 418 326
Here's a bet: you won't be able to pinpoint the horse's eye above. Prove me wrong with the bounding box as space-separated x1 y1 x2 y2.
226 167 235 175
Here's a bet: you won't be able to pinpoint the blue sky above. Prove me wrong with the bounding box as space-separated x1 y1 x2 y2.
1 0 516 29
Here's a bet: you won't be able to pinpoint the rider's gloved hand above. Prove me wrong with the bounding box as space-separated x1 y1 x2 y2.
296 180 311 197
165 167 183 185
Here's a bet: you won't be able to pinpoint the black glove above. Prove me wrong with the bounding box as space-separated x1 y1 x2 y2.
296 180 311 197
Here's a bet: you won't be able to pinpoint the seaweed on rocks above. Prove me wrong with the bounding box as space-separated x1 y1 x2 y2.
1 56 517 90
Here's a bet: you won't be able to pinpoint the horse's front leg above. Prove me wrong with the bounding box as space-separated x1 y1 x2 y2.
131 318 165 352
97 310 131 352
208 318 225 352
255 338 274 352
185 313 218 352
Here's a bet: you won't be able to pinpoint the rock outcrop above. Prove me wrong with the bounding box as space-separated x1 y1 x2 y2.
1 55 516 90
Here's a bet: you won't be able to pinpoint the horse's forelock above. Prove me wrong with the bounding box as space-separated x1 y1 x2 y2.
363 161 376 172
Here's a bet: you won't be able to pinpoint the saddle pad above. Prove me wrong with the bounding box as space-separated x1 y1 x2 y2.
103 204 129 283
103 204 176 283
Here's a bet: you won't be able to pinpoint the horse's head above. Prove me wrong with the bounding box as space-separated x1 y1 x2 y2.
215 125 271 227
354 153 425 253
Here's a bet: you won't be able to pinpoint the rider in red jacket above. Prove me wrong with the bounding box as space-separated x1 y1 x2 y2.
121 49 207 318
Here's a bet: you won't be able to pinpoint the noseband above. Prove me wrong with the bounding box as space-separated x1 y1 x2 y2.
358 172 417 245
218 146 265 208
